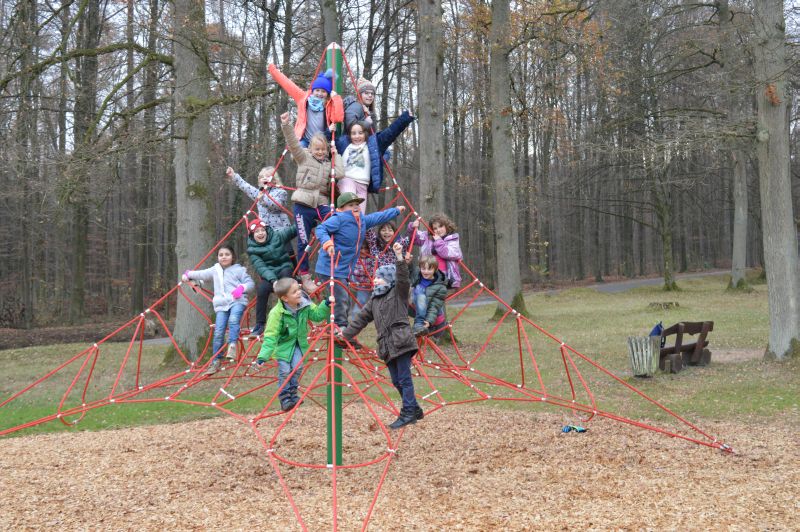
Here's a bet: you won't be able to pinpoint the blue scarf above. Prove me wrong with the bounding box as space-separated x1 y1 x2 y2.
308 96 324 113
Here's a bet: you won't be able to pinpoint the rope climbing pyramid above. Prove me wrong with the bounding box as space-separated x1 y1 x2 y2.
0 44 731 531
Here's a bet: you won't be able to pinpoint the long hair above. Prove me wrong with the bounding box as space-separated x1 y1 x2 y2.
428 213 457 236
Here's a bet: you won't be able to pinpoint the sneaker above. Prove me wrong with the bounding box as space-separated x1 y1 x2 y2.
414 406 424 420
249 324 264 337
412 324 428 337
281 399 296 412
225 343 237 362
203 358 221 376
388 407 417 430
300 273 319 294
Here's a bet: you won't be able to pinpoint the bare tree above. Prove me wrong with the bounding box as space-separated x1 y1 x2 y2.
321 0 340 45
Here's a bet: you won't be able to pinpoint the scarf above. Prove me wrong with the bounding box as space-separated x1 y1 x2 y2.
308 96 324 113
372 264 396 297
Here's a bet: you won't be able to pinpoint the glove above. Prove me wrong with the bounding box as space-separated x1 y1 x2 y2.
181 270 190 283
232 285 245 299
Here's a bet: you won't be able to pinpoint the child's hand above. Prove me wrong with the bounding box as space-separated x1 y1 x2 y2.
423 321 430 329
181 274 190 283
411 219 420 229
404 252 413 264
280 112 290 125
433 234 441 241
396 205 406 214
232 285 245 299
331 144 338 154
328 123 337 132
392 242 403 258
323 240 335 257
225 167 234 180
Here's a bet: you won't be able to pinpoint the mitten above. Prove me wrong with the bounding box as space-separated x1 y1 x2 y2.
232 285 245 299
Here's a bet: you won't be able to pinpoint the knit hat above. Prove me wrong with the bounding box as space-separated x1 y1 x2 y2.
247 217 267 234
357 77 375 94
311 69 334 94
372 264 396 296
336 191 365 209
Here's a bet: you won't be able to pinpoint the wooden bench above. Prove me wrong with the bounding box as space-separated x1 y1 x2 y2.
659 321 714 373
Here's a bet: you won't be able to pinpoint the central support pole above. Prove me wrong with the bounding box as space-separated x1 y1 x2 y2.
326 42 344 468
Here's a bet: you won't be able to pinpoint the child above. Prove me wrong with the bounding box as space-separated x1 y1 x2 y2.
246 217 298 337
315 192 404 328
409 255 448 336
334 111 415 212
366 221 410 270
410 213 463 289
339 243 423 429
182 244 254 376
251 277 330 411
224 166 292 231
280 111 344 293
268 65 343 146
343 77 377 132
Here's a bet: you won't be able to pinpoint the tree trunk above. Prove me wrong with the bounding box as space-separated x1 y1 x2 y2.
172 0 215 361
752 0 800 360
417 0 445 214
489 0 527 317
320 0 340 46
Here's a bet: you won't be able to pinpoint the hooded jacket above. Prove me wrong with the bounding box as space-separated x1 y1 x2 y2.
410 223 463 288
335 111 415 193
232 173 291 230
410 266 448 325
256 293 330 363
281 122 344 208
247 225 298 281
185 263 254 313
342 259 418 363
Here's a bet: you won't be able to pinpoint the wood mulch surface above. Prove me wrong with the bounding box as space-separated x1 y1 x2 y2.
1 406 796 530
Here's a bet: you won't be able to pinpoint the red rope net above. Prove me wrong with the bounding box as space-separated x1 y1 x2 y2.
0 45 732 530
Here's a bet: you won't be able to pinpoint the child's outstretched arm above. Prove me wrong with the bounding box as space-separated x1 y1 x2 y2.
341 299 374 340
267 64 305 104
280 112 307 164
375 110 416 154
308 298 331 323
182 265 215 283
393 243 411 299
225 167 259 201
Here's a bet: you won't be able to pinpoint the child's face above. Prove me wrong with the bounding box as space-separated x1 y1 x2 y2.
258 172 273 188
253 226 267 243
379 225 395 243
281 282 303 307
341 201 361 213
432 222 447 238
420 263 436 280
373 276 387 288
218 248 233 267
311 88 329 100
350 124 366 145
360 90 375 106
310 140 328 161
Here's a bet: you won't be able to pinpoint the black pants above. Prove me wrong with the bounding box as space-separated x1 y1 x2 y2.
255 267 293 326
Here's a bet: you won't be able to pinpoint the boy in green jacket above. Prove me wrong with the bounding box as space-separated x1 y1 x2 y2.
251 277 330 411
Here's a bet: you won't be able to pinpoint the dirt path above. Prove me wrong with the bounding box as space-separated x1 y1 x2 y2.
1 407 795 530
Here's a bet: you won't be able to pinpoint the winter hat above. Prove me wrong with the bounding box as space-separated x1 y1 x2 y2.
311 69 334 94
336 191 365 209
372 264 396 296
357 77 375 94
247 217 267 234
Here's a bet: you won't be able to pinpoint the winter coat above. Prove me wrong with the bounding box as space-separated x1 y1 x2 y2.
185 263 254 312
366 230 410 271
409 224 463 288
281 122 344 208
315 208 400 280
247 226 298 282
410 266 448 325
232 173 291 230
342 259 418 363
257 294 330 363
343 95 374 132
335 111 415 193
268 64 344 142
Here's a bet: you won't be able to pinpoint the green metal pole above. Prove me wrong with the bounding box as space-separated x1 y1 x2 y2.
325 42 344 467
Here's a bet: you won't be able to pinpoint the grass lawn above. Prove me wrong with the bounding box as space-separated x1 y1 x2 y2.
1 272 797 438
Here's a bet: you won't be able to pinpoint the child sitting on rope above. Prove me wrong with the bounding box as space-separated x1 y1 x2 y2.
250 277 331 411
338 242 423 429
224 166 292 232
280 111 344 294
409 254 448 337
181 244 254 376
409 213 463 289
315 192 404 329
334 111 415 213
245 217 297 337
268 65 343 147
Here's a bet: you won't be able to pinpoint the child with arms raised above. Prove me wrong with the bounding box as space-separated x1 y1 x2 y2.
224 166 291 231
182 245 254 376
280 111 344 293
339 243 423 429
251 277 330 411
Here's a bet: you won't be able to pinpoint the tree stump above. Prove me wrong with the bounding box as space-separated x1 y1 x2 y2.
648 302 680 310
627 336 660 377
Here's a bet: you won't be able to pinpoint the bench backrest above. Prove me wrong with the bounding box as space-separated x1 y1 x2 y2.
661 321 714 337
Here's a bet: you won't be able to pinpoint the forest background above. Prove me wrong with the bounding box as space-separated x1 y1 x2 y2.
1 0 798 356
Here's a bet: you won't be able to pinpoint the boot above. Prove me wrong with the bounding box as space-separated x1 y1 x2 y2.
300 273 319 294
389 407 417 430
414 406 424 420
225 343 237 362
203 358 221 376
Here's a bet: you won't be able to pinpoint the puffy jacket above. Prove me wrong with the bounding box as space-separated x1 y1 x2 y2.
247 226 298 281
281 122 344 208
268 64 344 142
335 111 415 193
185 263 254 312
231 173 292 230
410 266 448 325
315 208 400 279
256 294 330 363
342 259 418 363
343 95 374 132
410 223 463 288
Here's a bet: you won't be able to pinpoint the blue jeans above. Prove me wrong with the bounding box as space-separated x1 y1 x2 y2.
278 345 303 406
319 274 351 328
387 353 418 410
294 203 332 275
212 303 246 360
350 286 371 320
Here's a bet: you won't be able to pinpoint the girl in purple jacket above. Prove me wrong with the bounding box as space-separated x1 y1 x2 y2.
410 213 463 289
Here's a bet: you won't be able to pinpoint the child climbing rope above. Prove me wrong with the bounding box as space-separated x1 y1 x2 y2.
409 213 463 289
